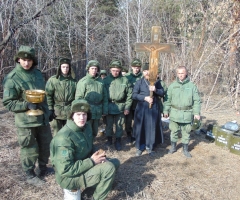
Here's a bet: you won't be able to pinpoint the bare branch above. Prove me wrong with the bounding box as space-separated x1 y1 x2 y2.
0 0 56 53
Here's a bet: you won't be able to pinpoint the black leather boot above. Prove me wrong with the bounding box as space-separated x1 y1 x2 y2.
168 142 176 154
106 136 112 145
183 144 192 158
26 169 45 187
115 137 122 151
126 132 132 143
36 165 55 177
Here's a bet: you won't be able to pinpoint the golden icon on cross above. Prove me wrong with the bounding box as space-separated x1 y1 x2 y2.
135 26 174 108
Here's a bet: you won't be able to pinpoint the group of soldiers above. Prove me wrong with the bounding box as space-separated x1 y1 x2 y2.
2 45 201 200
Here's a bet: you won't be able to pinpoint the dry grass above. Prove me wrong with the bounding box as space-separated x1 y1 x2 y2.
0 98 240 200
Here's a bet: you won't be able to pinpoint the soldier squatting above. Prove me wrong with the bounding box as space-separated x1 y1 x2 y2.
2 45 201 200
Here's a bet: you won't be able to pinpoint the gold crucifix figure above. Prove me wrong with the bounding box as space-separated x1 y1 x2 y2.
135 26 174 108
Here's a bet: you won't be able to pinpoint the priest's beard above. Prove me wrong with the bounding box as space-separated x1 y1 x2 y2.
144 74 149 80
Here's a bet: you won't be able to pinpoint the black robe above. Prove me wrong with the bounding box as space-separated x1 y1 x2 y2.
132 78 164 151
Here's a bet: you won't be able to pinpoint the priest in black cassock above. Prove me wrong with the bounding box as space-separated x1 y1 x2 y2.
132 63 164 156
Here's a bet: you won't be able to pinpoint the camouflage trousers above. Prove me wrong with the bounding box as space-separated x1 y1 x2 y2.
60 158 120 200
125 110 135 134
89 119 100 137
106 113 125 138
51 119 66 136
169 121 192 144
16 125 52 172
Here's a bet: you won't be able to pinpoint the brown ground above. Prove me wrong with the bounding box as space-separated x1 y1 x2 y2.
0 98 240 200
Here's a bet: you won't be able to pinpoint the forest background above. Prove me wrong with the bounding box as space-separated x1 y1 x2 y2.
1 1 240 200
1 0 240 112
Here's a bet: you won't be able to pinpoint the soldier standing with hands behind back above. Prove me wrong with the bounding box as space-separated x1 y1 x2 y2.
2 45 53 187
75 60 108 138
163 66 201 158
104 59 132 151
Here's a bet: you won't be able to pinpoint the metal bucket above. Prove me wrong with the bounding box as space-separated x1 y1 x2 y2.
229 133 240 155
214 127 234 148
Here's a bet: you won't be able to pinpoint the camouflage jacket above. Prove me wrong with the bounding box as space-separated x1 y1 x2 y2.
2 63 49 127
104 74 132 114
125 71 142 110
163 77 201 123
46 74 76 120
75 73 108 119
50 119 94 190
158 80 168 113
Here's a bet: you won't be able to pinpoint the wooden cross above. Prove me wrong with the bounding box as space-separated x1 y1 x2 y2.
135 26 174 108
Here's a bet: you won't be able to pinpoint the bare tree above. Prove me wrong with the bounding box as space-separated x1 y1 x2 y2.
0 0 56 53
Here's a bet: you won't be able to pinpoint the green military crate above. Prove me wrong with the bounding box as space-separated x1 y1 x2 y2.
214 127 234 148
229 133 240 155
205 125 217 142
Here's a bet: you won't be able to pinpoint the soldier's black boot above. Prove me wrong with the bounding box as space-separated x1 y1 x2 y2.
36 165 55 177
106 136 112 145
183 144 192 158
127 132 132 143
168 142 176 154
26 169 45 187
115 137 122 151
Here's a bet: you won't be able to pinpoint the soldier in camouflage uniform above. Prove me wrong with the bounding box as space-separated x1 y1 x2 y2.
157 68 168 114
125 58 142 143
121 66 128 76
99 69 107 80
163 66 201 158
50 99 120 200
46 57 77 136
99 69 108 127
2 45 53 187
75 60 108 137
104 59 132 151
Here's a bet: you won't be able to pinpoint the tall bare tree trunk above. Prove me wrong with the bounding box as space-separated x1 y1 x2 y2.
229 1 240 110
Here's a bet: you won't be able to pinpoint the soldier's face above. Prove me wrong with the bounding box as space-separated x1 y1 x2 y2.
72 112 87 127
61 64 70 75
88 66 98 77
122 72 127 76
131 66 141 74
18 58 33 70
101 74 106 79
110 68 121 77
177 69 187 81
143 70 149 79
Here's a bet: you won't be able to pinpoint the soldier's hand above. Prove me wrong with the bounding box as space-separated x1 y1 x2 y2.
27 102 38 110
49 110 56 122
91 150 107 165
124 110 129 115
194 115 200 120
163 114 169 118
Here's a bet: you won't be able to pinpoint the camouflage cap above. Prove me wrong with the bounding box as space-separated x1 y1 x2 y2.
59 57 71 66
100 69 107 75
192 119 201 131
131 58 142 67
57 57 72 78
69 99 92 121
122 67 128 73
109 59 122 69
142 63 149 71
14 45 38 67
86 60 100 72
